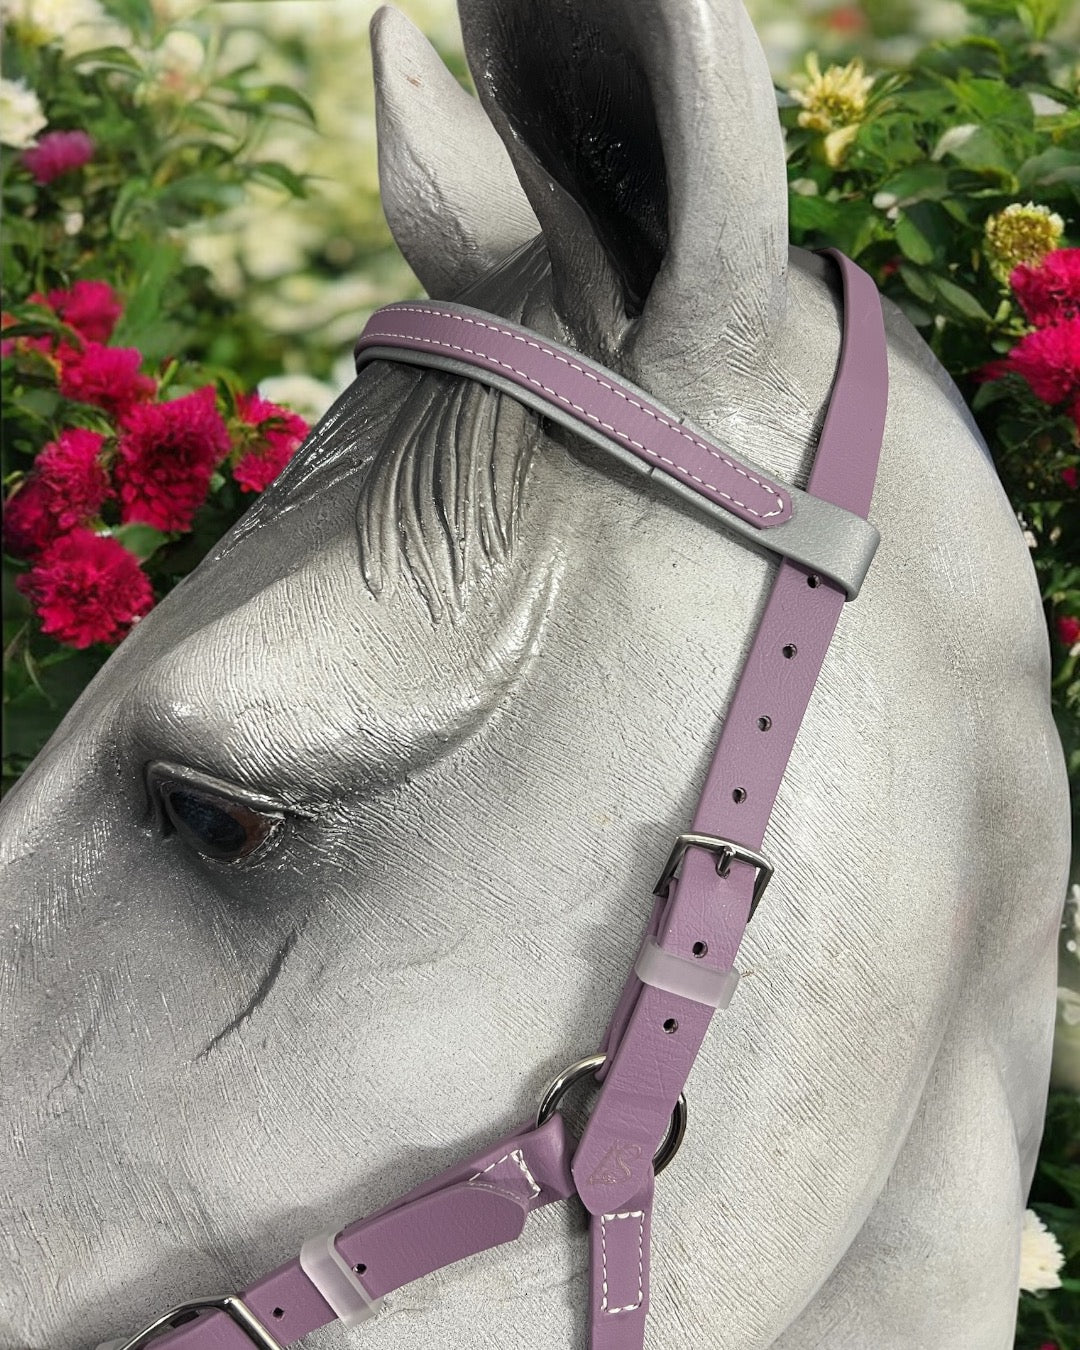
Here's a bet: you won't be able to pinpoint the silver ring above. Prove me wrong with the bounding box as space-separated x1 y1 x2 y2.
535 1053 687 1175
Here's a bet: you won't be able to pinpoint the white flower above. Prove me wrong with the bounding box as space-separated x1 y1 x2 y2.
0 77 46 148
917 1 969 39
2 0 126 57
63 209 84 235
2 0 105 45
932 124 978 160
258 373 339 424
1030 92 1066 117
1059 987 1080 1028
63 17 132 58
139 29 206 102
149 0 207 19
789 178 818 197
1065 883 1079 959
1019 1209 1064 1292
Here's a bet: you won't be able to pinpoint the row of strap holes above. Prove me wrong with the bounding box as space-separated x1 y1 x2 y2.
669 601 814 1035
271 1262 367 1321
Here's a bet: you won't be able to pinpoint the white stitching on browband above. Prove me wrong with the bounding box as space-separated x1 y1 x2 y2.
363 307 787 520
599 1209 645 1315
468 1147 542 1200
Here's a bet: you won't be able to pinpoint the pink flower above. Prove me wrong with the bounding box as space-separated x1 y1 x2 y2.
1063 467 1078 490
42 280 122 344
36 428 112 530
3 478 63 560
231 392 308 493
982 318 1080 430
21 130 94 185
1057 615 1080 647
116 386 230 531
1011 249 1080 328
58 341 156 418
1 309 58 363
2 429 112 560
15 529 153 648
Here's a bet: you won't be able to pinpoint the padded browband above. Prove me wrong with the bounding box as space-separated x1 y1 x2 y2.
354 258 885 598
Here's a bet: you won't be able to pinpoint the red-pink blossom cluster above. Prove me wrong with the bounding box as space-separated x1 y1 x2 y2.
984 248 1080 435
21 130 94 185
3 280 310 648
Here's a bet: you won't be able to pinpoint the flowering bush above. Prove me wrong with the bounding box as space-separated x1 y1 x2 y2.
780 3 1080 1340
1 0 314 776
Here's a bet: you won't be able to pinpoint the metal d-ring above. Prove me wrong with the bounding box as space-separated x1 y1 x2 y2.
535 1053 687 1175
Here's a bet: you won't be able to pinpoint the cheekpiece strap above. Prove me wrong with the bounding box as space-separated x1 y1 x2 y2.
572 249 888 1215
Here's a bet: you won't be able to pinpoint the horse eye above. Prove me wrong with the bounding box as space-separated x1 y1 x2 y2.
158 784 281 863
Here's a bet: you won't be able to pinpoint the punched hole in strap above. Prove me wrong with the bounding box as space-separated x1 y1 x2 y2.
635 938 740 1009
299 1229 383 1328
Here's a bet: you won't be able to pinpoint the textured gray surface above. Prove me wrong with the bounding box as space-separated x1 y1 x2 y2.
0 1 1070 1347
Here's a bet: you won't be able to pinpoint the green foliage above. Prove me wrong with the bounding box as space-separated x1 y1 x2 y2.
785 4 1079 1345
1 0 317 786
1016 1093 1080 1348
782 0 1080 830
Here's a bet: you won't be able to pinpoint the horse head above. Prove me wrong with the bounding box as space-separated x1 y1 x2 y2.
0 2 1068 1347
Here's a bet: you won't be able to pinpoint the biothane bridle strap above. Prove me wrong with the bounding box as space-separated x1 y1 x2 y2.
100 249 887 1350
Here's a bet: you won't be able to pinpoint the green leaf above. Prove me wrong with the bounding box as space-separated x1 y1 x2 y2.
1019 147 1080 190
947 127 1020 177
899 265 937 305
109 176 153 238
895 212 936 265
114 237 184 353
111 524 171 561
931 275 993 323
946 78 1035 131
67 44 144 72
244 84 317 125
249 160 308 199
877 164 951 204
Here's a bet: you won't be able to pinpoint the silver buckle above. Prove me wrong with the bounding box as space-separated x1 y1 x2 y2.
654 832 773 918
102 1296 285 1350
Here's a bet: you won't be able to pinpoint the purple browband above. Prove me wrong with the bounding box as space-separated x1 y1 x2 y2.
356 300 793 528
110 249 887 1350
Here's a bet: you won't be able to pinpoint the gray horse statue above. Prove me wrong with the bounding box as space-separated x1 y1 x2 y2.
0 1 1070 1347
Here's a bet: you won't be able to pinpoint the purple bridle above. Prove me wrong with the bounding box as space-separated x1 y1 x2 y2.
99 248 887 1350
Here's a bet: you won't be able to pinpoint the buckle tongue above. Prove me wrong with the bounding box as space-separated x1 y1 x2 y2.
653 832 773 917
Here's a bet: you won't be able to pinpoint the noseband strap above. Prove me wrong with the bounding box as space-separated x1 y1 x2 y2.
103 250 887 1350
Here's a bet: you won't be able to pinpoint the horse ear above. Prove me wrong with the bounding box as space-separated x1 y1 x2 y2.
371 6 540 299
457 0 790 364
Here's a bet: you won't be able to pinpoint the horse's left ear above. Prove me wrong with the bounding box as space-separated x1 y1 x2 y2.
458 0 790 366
371 6 541 299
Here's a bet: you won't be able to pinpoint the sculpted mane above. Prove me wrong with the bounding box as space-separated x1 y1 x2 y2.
219 242 552 624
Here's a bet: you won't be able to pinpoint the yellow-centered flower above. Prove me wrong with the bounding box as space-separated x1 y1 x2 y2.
790 54 875 168
984 201 1065 280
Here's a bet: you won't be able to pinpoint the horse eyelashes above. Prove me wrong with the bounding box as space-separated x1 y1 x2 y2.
146 764 285 865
